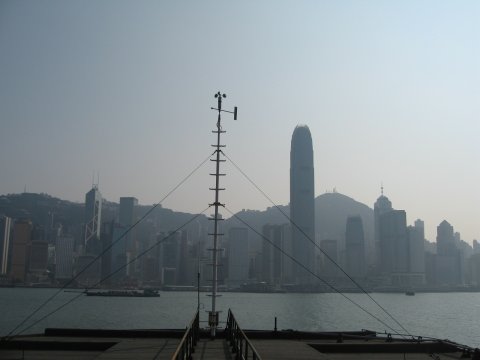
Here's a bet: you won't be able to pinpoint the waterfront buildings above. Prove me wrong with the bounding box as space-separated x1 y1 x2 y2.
374 191 427 286
290 125 315 284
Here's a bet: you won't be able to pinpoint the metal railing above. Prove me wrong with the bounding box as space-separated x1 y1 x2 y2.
172 310 199 360
226 309 262 360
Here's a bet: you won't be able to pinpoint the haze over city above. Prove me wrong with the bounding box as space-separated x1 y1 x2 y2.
0 1 478 243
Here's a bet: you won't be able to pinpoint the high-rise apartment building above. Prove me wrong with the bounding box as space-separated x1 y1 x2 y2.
290 125 315 284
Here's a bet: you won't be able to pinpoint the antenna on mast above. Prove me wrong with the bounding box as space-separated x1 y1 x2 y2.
208 91 237 339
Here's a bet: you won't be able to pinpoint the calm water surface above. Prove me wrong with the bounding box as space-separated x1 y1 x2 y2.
1 288 479 348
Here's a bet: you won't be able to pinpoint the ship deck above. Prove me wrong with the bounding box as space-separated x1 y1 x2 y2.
0 328 475 360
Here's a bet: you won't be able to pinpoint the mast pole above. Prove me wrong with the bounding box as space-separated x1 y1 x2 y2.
208 92 237 339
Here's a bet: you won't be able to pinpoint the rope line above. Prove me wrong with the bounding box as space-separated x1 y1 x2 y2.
223 151 412 338
5 152 213 339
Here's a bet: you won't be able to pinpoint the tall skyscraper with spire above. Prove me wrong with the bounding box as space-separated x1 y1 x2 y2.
84 185 102 251
374 186 392 270
290 125 315 284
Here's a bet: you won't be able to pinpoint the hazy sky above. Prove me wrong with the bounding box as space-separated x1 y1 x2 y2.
0 1 478 243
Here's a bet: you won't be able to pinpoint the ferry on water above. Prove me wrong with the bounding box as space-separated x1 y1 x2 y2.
85 288 160 297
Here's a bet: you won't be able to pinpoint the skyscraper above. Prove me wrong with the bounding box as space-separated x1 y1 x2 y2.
262 224 292 286
436 220 461 285
84 186 102 251
437 220 455 256
409 219 426 275
345 216 366 278
320 239 338 278
374 189 392 270
55 235 74 280
227 227 249 289
0 216 12 275
119 197 138 276
10 219 33 283
379 210 408 274
119 197 138 230
290 125 315 284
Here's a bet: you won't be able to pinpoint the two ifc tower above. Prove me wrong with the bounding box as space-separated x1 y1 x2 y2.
208 93 315 337
290 125 316 284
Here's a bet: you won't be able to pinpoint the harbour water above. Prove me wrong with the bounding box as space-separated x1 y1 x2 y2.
1 288 479 348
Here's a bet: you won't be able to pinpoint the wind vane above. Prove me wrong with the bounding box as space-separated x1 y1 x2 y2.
211 92 238 125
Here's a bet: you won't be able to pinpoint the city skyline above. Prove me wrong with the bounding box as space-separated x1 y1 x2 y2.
0 1 478 244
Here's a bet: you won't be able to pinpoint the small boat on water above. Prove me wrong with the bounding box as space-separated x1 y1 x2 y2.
85 289 160 297
405 290 415 296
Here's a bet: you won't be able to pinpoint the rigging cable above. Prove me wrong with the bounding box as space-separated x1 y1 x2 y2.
4 152 214 340
224 206 404 337
12 207 211 337
223 151 412 338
